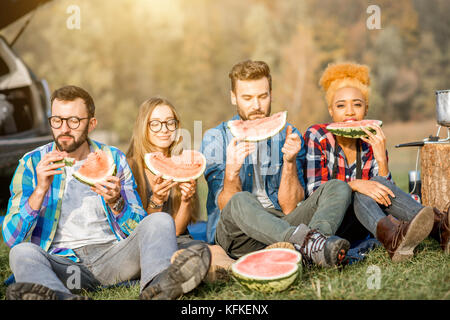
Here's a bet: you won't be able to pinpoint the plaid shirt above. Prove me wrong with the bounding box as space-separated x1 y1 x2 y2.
303 124 392 197
2 139 146 262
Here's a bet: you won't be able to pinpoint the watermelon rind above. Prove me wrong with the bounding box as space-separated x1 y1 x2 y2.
326 120 382 139
231 248 302 293
54 157 75 167
72 156 116 187
228 111 287 142
144 151 207 182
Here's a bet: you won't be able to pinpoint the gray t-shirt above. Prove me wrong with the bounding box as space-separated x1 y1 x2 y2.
51 158 118 250
252 141 275 209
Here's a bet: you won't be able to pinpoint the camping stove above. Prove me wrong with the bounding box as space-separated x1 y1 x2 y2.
396 90 450 148
395 90 450 203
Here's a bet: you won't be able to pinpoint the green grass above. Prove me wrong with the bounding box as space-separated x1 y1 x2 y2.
0 172 448 300
0 239 447 300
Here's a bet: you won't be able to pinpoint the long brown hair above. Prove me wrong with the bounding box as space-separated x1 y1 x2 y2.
126 97 200 222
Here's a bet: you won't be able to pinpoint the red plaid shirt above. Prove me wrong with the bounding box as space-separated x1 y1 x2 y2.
303 123 392 197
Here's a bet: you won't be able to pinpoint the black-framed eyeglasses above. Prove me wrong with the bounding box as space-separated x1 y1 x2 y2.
48 116 90 129
148 119 179 133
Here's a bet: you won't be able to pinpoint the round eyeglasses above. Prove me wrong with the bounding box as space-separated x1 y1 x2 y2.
48 116 90 129
148 119 179 133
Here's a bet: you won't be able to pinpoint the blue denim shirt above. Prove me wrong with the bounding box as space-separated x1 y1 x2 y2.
200 114 306 244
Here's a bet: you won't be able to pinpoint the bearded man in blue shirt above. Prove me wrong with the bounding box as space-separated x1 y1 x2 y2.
201 60 351 268
3 85 210 300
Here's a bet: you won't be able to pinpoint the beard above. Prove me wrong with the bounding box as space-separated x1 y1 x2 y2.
53 125 89 153
237 104 271 121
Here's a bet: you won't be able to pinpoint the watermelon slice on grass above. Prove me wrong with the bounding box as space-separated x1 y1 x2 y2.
72 150 116 187
228 111 287 142
326 119 382 139
231 248 302 293
144 150 206 182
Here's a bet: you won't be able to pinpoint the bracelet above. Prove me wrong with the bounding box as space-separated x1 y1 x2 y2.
111 196 125 212
148 196 164 209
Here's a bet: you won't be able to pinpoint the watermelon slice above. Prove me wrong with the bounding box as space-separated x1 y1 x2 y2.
231 248 302 293
144 150 206 182
228 111 287 141
326 119 382 138
54 157 75 167
72 150 116 186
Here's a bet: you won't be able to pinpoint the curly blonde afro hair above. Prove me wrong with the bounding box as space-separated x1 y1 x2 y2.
319 62 370 107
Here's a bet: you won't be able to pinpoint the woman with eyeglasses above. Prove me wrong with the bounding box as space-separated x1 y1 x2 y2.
126 97 234 281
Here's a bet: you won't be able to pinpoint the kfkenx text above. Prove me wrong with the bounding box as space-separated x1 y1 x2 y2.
180 303 269 318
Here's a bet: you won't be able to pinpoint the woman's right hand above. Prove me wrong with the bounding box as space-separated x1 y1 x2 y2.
349 179 395 207
148 172 178 205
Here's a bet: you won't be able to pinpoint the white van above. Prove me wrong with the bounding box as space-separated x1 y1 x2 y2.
0 0 53 206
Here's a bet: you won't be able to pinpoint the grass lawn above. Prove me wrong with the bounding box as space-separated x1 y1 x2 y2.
0 237 447 300
0 170 448 300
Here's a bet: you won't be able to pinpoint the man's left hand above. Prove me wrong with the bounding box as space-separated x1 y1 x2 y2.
282 125 301 163
92 176 122 206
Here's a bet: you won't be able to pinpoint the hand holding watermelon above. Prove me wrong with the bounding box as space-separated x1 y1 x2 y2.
35 151 69 193
148 173 178 205
225 137 256 177
91 176 122 206
281 125 301 163
179 179 196 202
360 124 388 163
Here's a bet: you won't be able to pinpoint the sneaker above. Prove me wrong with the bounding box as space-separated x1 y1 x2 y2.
6 282 90 300
140 243 211 300
288 224 349 267
171 246 231 283
298 230 350 267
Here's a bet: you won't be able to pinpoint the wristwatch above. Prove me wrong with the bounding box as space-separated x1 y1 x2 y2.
148 197 163 209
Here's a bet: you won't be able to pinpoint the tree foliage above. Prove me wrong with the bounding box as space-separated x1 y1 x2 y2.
2 0 448 143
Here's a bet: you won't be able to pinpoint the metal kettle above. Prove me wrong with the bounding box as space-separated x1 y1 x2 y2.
396 90 450 148
436 90 450 127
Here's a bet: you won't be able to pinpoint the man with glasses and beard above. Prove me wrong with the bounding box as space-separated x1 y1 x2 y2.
3 85 211 300
201 60 352 268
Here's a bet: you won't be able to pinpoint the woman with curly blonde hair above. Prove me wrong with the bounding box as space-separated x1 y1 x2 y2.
126 97 234 280
303 62 448 261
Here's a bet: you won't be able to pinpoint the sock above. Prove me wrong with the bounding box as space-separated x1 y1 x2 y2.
302 232 326 257
287 224 311 250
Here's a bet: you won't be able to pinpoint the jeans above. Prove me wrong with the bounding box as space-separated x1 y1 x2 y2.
353 176 424 236
176 233 205 249
9 212 178 294
215 179 352 259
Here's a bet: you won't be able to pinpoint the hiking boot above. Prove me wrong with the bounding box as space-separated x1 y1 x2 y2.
288 224 349 267
376 207 434 262
6 282 90 300
140 243 211 300
171 245 232 283
430 205 450 254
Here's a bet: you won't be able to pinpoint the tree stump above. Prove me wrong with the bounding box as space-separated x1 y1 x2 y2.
420 144 450 211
